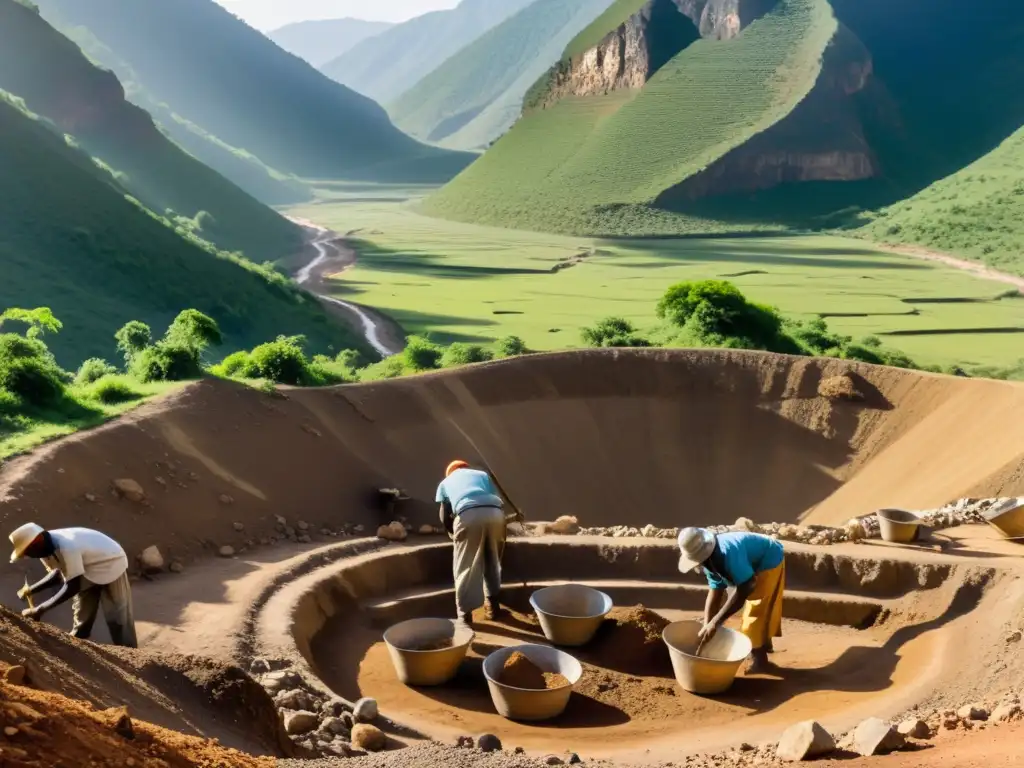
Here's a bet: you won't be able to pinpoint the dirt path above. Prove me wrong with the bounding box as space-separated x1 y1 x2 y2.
878 243 1024 293
288 216 405 357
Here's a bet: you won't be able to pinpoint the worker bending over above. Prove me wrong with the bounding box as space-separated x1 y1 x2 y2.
9 523 138 648
677 526 784 673
436 460 507 626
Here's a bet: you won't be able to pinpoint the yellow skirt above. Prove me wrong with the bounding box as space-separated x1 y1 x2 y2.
740 559 785 649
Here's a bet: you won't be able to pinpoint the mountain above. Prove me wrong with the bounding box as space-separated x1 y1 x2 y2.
35 0 472 183
387 0 614 150
0 91 365 366
268 18 393 67
321 0 537 105
0 0 300 263
427 0 1024 239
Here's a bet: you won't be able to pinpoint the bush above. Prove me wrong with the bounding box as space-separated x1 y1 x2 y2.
246 335 310 385
495 336 530 357
114 321 153 364
336 349 370 370
0 332 67 408
214 350 254 378
359 356 407 381
82 375 143 405
401 336 443 371
75 358 118 386
581 317 651 348
441 343 494 368
132 341 203 382
164 309 222 355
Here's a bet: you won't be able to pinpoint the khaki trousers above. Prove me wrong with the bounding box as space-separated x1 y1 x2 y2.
71 571 138 648
452 506 506 616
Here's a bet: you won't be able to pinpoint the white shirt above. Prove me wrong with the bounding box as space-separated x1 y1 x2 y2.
44 528 128 586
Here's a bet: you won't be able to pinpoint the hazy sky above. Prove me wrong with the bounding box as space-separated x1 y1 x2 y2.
215 0 460 30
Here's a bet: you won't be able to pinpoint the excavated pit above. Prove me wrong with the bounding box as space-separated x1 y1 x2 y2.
256 537 1010 760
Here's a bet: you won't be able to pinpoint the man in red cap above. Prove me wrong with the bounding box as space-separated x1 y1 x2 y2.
436 460 507 626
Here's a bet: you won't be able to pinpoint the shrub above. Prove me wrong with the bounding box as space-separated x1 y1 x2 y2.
246 336 309 385
441 343 494 368
0 332 67 408
336 349 370 370
0 307 62 339
114 321 153 364
359 356 407 381
581 317 651 348
132 342 203 382
495 336 530 357
215 350 255 378
164 309 222 355
401 336 443 371
75 358 118 386
83 375 143 405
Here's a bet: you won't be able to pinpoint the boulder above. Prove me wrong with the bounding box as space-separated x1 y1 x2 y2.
113 479 146 502
3 665 26 686
283 710 318 735
275 689 313 711
319 717 349 736
137 546 164 574
351 724 387 751
852 718 905 756
477 734 502 753
544 757 564 766
992 702 1022 724
776 721 835 761
568 754 583 764
217 545 236 558
958 703 989 721
897 718 931 740
353 697 378 723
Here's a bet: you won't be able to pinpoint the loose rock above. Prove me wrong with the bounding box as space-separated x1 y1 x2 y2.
544 757 564 766
219 494 235 505
456 736 474 748
897 718 931 740
217 545 236 558
351 723 387 751
3 665 26 686
776 720 835 761
992 702 1022 724
137 545 164 574
353 697 378 723
958 703 989 721
852 718 905 756
550 515 579 535
250 658 271 675
297 521 310 531
319 717 349 736
568 754 583 764
276 689 314 711
169 560 184 574
376 522 407 542
477 734 502 752
283 710 319 735
418 524 435 536
232 522 245 532
113 479 146 503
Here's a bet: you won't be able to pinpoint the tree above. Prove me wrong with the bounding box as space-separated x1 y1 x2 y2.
114 321 153 365
0 307 62 339
581 317 651 348
164 309 222 355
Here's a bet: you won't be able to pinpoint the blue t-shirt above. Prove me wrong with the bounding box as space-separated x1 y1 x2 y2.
701 532 784 590
435 469 503 515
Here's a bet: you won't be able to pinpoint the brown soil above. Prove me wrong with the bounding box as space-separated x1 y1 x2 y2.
0 679 273 768
411 638 455 651
497 652 569 690
586 606 672 676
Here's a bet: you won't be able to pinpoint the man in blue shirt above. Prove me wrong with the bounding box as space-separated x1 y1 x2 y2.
677 526 786 673
436 459 507 626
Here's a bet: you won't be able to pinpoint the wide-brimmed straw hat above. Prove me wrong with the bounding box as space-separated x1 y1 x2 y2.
677 527 716 573
9 522 45 564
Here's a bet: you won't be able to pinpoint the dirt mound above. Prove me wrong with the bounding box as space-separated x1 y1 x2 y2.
497 652 568 690
0 680 272 768
587 606 672 676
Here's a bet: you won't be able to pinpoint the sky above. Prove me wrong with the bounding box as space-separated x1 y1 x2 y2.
215 0 460 30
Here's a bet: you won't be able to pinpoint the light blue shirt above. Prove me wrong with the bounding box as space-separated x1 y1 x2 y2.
435 469 503 515
701 532 784 590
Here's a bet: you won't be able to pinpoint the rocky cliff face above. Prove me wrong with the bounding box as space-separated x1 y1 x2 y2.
672 0 779 40
656 23 884 203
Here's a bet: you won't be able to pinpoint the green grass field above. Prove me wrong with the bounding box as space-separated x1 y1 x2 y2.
290 187 1024 370
425 0 836 234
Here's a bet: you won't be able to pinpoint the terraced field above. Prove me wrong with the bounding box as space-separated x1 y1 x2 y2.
425 0 837 235
290 188 1024 370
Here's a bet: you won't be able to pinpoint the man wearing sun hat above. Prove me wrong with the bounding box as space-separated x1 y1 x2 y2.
677 526 785 673
9 522 137 647
436 460 507 626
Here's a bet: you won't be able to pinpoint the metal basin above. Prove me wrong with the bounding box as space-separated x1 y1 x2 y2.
663 620 751 695
877 508 921 543
983 498 1024 539
383 618 474 686
529 584 613 647
482 643 582 721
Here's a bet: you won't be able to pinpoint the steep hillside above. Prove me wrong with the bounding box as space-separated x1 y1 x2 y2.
426 0 836 233
268 18 392 67
321 0 537 105
0 0 301 262
862 126 1024 276
0 93 365 365
387 0 614 150
35 0 472 183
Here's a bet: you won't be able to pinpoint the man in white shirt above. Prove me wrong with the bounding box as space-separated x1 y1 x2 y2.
9 523 137 647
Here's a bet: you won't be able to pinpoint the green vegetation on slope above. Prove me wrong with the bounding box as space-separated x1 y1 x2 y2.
35 0 471 182
387 0 614 150
0 0 301 262
0 93 367 366
860 127 1024 276
426 0 836 234
563 0 647 61
268 18 393 67
322 0 536 105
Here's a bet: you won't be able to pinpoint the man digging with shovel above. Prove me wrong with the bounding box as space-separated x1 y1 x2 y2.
437 460 520 627
677 526 785 674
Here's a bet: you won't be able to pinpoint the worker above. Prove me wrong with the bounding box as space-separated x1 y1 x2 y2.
9 523 138 648
676 526 784 673
436 460 506 627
